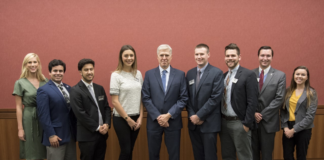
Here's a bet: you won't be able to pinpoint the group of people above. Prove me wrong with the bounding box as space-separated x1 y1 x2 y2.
13 43 318 160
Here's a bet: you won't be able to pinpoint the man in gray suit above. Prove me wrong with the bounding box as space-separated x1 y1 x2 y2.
252 46 286 160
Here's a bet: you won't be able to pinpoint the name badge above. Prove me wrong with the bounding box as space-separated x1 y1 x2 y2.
189 79 195 85
98 95 104 101
257 78 260 82
233 78 238 83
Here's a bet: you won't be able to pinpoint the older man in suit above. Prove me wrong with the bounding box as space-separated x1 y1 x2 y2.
186 43 224 160
252 46 286 160
37 59 77 160
220 43 259 160
70 59 111 160
142 44 188 160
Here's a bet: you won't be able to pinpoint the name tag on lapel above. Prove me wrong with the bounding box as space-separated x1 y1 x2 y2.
98 95 104 101
189 79 195 85
233 78 238 83
257 78 260 82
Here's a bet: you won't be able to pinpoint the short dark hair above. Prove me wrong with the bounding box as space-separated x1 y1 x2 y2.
258 46 274 57
48 59 66 72
196 43 209 53
78 59 95 71
225 43 240 55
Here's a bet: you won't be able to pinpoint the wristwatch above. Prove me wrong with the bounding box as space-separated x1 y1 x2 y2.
124 116 128 120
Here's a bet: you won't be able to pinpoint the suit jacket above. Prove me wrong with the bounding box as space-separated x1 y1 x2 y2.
253 67 286 133
280 88 318 133
186 64 224 133
70 80 111 142
37 80 77 146
224 66 258 129
142 66 188 131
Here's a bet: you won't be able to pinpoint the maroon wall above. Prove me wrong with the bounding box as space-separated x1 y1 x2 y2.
1 0 323 109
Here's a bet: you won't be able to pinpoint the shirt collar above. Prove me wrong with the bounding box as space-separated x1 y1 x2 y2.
259 65 271 75
228 64 240 73
159 65 171 74
81 79 93 88
52 81 63 87
197 62 208 73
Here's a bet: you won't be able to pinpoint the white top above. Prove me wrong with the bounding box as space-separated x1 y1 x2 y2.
110 70 143 117
159 65 170 92
221 64 239 117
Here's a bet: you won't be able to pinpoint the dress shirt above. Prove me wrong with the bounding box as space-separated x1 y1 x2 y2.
159 65 171 92
259 66 271 83
221 64 240 117
53 81 70 97
197 62 208 79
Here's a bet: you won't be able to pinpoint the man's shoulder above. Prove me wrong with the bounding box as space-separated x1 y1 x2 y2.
171 67 185 74
240 66 254 74
271 68 285 76
207 64 222 73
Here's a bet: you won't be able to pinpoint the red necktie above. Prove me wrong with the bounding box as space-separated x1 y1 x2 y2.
259 70 264 91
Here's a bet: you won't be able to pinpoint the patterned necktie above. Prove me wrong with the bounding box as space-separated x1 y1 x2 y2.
88 84 103 126
196 70 201 90
259 70 264 91
223 71 232 110
162 70 167 93
58 84 70 104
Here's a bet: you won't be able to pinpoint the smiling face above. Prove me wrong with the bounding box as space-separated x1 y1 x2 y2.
225 49 241 69
26 57 39 73
122 49 135 68
49 65 64 84
195 47 210 68
259 49 273 69
157 49 172 69
80 63 95 83
294 69 308 86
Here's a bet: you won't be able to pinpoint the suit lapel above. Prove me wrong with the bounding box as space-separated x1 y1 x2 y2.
196 64 210 95
231 66 242 94
260 68 274 94
48 80 68 109
296 89 307 112
165 67 175 95
78 81 97 106
154 67 164 94
253 68 260 92
192 69 197 97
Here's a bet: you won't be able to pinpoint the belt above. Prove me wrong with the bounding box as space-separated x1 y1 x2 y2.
222 114 240 121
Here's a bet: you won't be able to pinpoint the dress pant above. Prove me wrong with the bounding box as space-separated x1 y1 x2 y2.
78 133 107 160
113 115 140 160
189 125 218 160
46 136 77 160
252 122 276 160
147 128 181 160
220 118 252 160
282 121 312 160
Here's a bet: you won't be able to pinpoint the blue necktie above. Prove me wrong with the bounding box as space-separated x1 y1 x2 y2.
162 70 167 93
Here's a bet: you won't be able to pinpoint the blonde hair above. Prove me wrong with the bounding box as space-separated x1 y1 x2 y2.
19 53 46 81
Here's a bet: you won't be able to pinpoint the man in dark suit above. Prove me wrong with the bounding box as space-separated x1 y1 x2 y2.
220 43 258 160
186 43 224 160
252 46 286 160
142 44 188 160
70 59 111 160
37 59 77 160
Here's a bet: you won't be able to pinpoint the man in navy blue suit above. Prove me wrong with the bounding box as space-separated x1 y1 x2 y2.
37 59 77 160
142 44 188 160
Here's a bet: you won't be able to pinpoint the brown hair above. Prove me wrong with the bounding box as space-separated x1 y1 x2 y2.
115 45 138 77
225 43 240 55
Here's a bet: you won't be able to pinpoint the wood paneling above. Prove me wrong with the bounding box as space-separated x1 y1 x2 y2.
1 108 323 160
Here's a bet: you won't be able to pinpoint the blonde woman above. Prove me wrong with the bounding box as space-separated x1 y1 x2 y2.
280 66 318 160
110 45 144 160
13 53 47 160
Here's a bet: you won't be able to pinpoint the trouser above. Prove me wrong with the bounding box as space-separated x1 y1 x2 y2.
252 122 276 160
46 136 76 160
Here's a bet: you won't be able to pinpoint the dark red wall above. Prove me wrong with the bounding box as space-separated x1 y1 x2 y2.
1 0 323 109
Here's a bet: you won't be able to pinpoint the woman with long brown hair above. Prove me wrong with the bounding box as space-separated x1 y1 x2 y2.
280 66 318 160
13 53 47 160
110 45 144 160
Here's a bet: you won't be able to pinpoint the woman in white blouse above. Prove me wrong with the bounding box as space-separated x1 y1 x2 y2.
110 45 144 160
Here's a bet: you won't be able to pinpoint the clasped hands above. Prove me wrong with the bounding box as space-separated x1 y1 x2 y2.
255 112 262 123
190 115 204 125
157 113 172 127
284 127 295 138
99 124 109 135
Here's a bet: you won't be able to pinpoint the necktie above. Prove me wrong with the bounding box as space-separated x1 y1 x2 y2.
223 71 232 110
196 70 201 90
162 70 167 93
58 84 70 104
88 84 103 126
259 70 264 91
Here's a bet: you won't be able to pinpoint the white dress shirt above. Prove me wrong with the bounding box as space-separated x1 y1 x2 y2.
159 65 171 92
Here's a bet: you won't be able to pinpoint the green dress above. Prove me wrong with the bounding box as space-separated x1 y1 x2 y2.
13 78 47 159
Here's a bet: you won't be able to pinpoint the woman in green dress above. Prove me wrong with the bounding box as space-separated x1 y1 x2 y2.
13 53 47 160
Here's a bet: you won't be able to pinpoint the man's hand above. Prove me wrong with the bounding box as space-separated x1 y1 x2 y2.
243 125 249 132
160 122 170 127
255 112 262 123
196 120 204 125
157 113 171 127
284 128 294 138
190 115 200 125
49 135 62 147
99 124 108 135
